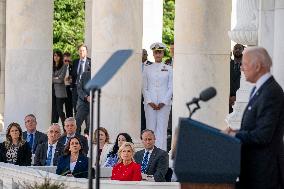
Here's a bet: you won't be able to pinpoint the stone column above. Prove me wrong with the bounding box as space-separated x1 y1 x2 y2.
173 0 232 130
92 0 142 143
5 1 53 132
258 0 275 56
0 0 6 132
273 0 284 88
84 0 92 57
226 0 258 130
142 0 163 62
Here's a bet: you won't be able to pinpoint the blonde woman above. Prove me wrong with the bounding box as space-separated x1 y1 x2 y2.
111 142 142 181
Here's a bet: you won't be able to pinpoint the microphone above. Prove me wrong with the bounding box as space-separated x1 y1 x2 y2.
199 87 217 101
186 87 217 106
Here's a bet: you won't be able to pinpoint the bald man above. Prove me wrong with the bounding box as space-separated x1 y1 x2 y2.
226 47 284 189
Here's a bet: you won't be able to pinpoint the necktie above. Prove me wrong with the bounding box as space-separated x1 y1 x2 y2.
45 145 53 166
141 151 149 174
65 136 70 145
28 134 34 151
249 86 256 99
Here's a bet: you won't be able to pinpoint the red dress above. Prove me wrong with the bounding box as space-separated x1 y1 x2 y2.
111 161 142 181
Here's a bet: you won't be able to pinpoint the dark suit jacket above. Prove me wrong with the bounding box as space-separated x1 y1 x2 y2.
23 130 48 154
34 142 65 166
134 146 169 182
71 57 91 88
236 76 284 189
0 141 32 166
56 153 89 178
77 70 91 108
58 134 89 155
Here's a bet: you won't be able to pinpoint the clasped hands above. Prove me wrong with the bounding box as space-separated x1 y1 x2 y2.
222 127 237 137
148 102 165 110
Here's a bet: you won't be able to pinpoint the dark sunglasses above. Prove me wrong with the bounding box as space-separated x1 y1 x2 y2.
64 60 71 63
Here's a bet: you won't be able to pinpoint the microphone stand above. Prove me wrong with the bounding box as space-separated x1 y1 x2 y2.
88 88 101 189
186 101 200 118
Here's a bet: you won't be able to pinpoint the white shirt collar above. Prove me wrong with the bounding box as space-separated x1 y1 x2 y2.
255 72 272 91
48 141 58 148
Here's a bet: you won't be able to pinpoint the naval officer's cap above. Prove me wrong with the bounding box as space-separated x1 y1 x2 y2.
150 42 166 51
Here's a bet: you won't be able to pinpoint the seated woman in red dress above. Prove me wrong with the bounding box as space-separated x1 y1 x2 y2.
111 142 142 181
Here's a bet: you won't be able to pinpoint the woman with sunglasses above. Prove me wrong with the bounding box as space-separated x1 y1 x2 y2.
52 50 67 128
56 136 88 178
0 122 32 166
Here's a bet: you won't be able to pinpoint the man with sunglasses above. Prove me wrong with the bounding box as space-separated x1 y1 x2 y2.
142 42 173 151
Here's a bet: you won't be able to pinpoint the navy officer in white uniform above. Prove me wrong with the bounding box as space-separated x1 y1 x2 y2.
142 42 173 151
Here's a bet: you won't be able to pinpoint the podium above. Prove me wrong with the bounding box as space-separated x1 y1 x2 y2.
174 118 241 189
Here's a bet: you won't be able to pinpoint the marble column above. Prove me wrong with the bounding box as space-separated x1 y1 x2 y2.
226 0 258 130
0 0 6 132
5 1 53 132
273 0 284 88
258 0 275 56
84 0 92 57
173 0 232 130
91 0 142 143
142 0 163 62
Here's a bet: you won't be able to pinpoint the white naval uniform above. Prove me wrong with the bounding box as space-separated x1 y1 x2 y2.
142 62 173 151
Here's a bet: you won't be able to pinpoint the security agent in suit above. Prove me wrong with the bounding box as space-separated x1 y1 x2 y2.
70 44 91 114
34 124 64 166
23 114 48 154
75 70 91 135
58 117 89 155
134 129 169 182
225 47 284 189
142 42 173 151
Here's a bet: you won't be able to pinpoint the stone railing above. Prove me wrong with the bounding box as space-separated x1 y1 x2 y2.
0 163 179 189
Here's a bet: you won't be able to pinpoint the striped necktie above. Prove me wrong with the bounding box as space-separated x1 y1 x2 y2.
141 151 149 174
45 145 53 166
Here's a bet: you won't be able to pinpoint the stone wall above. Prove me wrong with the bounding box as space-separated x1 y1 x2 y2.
0 0 5 132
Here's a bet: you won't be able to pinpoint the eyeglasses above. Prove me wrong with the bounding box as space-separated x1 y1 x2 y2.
64 60 71 63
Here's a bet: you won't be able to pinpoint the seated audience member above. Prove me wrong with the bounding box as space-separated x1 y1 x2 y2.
34 123 64 166
103 133 133 167
111 142 142 181
56 136 88 178
134 129 169 182
0 122 32 166
92 127 113 166
58 117 88 154
23 114 48 154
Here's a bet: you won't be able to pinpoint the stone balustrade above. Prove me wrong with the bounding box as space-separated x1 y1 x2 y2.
0 162 179 189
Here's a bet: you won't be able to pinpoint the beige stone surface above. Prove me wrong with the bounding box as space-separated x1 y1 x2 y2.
0 0 5 132
92 0 142 143
173 0 231 132
4 0 53 132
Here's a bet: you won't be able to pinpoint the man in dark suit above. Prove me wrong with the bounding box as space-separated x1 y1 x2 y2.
34 123 64 166
229 44 244 113
58 117 88 154
75 70 91 135
225 47 284 189
70 44 91 114
134 129 169 182
23 114 48 154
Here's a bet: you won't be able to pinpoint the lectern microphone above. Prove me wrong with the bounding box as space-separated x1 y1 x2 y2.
186 87 217 106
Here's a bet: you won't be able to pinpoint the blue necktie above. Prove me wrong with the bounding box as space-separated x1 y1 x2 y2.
28 134 34 151
45 145 53 166
141 151 149 174
249 86 256 99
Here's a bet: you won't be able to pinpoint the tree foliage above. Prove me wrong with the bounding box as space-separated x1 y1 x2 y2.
53 0 85 59
163 0 175 59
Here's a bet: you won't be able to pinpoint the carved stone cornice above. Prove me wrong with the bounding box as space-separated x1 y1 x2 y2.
228 0 259 45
